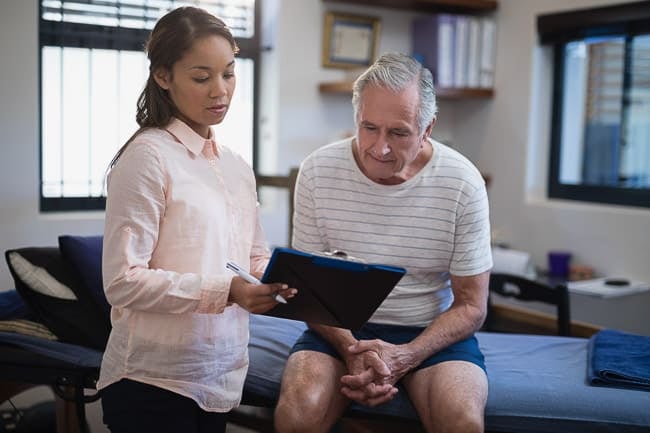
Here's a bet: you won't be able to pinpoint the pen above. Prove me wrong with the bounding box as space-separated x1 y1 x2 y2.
226 261 287 304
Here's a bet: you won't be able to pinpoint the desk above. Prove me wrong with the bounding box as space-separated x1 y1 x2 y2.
569 289 650 335
492 275 650 336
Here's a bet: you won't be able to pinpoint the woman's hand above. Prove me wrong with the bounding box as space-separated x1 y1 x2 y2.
228 276 296 313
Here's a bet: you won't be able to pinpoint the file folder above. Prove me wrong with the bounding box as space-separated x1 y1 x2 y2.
261 247 406 330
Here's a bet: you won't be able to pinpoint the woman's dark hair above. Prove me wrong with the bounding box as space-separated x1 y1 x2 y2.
108 6 238 168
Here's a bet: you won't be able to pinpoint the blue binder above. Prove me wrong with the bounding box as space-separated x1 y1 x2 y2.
261 247 406 330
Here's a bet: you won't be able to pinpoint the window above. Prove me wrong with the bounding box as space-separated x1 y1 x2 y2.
39 0 260 212
538 1 650 208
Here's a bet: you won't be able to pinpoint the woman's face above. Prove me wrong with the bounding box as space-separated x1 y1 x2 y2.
154 35 236 138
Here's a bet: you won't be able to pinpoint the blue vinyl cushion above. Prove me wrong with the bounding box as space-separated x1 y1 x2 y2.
0 289 34 321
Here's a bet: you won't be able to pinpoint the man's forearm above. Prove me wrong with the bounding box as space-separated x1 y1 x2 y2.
308 323 357 356
406 300 485 368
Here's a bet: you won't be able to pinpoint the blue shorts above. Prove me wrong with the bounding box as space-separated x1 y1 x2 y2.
291 322 486 373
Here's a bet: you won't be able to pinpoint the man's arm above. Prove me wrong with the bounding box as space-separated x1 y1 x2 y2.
397 271 489 369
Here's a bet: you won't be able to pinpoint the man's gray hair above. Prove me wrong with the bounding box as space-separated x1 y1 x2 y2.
352 52 437 135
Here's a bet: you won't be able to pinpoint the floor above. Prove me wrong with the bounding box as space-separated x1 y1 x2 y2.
226 424 259 433
1 386 267 433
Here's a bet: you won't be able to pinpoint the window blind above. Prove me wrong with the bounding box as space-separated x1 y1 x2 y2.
41 0 255 38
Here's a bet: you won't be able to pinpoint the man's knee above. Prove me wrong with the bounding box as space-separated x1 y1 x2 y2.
274 384 337 433
438 410 484 433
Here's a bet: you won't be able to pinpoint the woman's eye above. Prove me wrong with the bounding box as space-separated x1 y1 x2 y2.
193 77 209 83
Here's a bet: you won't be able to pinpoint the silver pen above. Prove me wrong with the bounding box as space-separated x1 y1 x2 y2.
226 261 287 304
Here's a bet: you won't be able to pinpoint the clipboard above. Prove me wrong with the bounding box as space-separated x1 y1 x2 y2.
261 247 406 330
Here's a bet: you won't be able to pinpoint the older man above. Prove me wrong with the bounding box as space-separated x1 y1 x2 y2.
274 52 492 433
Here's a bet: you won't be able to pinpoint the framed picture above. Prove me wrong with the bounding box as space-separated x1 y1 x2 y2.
322 12 381 69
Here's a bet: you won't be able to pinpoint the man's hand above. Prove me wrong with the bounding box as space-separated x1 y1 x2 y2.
340 348 397 406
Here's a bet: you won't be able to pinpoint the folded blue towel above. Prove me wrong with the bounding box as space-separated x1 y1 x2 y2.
588 329 650 391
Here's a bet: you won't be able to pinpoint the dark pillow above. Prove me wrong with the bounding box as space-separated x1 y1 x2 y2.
5 247 110 350
58 235 111 317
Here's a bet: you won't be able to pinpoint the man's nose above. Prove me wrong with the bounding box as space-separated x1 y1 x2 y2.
373 134 391 156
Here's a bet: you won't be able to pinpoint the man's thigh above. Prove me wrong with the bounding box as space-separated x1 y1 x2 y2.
402 360 488 430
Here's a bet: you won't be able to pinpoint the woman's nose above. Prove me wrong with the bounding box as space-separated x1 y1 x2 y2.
210 78 227 98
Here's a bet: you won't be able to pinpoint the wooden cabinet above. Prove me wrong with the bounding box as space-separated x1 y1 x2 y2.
319 0 498 99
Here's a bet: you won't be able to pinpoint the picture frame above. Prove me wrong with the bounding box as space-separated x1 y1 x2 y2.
322 12 381 69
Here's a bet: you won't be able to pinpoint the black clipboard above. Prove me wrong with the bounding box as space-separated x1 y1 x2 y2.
261 247 406 330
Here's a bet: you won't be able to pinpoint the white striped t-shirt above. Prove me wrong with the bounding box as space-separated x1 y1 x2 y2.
292 137 492 327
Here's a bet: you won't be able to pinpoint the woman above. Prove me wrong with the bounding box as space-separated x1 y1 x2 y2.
98 6 294 433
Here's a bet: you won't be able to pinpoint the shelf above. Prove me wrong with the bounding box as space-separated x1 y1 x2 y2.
322 0 498 14
319 81 494 99
436 87 494 98
318 81 356 94
319 0 498 100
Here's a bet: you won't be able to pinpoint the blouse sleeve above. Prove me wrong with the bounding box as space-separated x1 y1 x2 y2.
102 141 231 315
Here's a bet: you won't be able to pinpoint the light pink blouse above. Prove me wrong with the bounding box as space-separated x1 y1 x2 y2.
98 118 269 411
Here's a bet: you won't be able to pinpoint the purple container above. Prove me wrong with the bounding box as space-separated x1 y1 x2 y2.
548 251 572 277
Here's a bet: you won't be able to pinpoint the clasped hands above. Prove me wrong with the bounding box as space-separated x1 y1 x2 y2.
339 339 411 407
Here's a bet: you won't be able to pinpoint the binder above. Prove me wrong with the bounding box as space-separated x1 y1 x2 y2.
453 15 469 88
466 16 481 88
412 14 455 88
261 247 406 330
479 17 496 88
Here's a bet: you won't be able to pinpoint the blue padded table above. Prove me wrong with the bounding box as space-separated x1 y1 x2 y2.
245 315 650 433
2 318 649 433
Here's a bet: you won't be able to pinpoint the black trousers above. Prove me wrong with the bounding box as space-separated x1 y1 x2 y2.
101 379 227 433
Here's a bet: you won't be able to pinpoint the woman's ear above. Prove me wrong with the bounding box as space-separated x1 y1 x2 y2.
153 67 170 90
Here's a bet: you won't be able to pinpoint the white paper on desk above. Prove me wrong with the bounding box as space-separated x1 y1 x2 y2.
567 278 650 298
491 246 537 279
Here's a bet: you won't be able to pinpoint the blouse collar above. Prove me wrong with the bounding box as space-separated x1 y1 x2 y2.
166 118 217 157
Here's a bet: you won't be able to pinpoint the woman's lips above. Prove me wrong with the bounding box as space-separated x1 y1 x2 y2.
208 104 227 114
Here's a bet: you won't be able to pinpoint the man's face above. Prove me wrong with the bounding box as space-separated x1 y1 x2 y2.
354 82 431 184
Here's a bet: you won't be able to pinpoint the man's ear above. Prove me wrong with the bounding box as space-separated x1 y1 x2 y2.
423 118 436 139
153 67 170 90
